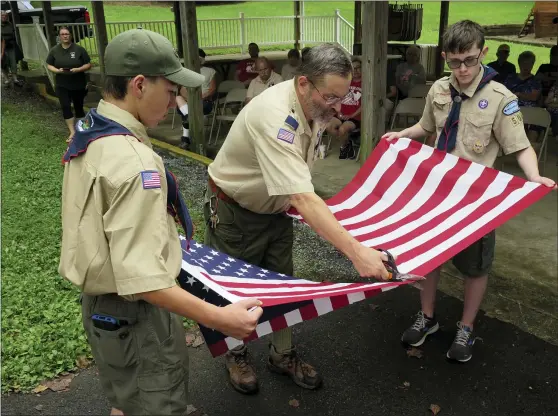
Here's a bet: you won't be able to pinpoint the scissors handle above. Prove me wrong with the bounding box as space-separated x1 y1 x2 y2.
377 248 398 280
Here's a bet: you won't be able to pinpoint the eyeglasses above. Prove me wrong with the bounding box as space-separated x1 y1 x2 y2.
446 51 482 70
308 79 346 105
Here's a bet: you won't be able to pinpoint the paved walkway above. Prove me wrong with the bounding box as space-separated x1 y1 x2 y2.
2 287 557 416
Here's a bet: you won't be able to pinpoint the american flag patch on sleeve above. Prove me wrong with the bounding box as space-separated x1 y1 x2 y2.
141 171 161 189
277 128 295 144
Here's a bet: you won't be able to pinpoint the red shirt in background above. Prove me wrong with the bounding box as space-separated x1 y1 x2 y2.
236 59 258 83
340 79 362 121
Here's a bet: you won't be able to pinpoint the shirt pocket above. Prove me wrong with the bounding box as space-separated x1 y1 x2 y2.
432 94 452 128
461 113 493 154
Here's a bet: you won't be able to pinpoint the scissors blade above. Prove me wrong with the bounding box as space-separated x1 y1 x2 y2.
394 272 426 282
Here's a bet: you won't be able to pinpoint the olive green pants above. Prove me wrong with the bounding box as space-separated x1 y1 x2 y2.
204 194 294 351
82 294 189 415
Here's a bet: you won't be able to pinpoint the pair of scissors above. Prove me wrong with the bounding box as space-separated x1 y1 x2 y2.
377 249 425 282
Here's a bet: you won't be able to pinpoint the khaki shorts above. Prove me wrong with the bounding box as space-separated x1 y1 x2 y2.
452 230 496 278
82 293 189 415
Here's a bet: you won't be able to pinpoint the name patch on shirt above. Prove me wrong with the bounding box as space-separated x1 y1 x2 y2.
277 128 295 144
141 171 161 189
502 100 520 116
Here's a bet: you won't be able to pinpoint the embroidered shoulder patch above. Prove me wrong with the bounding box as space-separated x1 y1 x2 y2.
502 100 520 116
277 128 295 144
141 171 161 189
284 115 299 131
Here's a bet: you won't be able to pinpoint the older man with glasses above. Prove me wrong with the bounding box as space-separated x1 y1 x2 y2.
204 43 391 395
487 44 516 84
245 57 283 104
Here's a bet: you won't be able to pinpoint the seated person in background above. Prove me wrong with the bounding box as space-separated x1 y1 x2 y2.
386 69 398 120
504 51 542 144
236 42 260 87
544 81 558 138
327 57 362 160
536 45 558 99
281 48 301 80
487 44 516 84
245 57 283 104
395 45 426 98
176 48 216 150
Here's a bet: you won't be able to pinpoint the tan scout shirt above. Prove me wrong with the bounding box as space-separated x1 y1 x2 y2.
208 79 325 214
246 71 284 100
58 100 182 297
419 66 531 167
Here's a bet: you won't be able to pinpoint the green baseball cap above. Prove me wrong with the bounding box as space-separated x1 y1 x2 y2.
104 28 204 88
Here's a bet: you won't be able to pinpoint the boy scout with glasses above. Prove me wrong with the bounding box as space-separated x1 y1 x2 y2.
383 20 556 363
205 43 391 395
58 29 263 415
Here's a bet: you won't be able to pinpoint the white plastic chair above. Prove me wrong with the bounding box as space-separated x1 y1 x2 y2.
519 106 551 175
210 88 247 144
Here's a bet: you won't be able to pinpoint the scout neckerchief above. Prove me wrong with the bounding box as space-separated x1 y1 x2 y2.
437 65 498 153
62 109 194 248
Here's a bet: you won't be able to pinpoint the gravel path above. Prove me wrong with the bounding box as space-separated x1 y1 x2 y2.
160 149 358 283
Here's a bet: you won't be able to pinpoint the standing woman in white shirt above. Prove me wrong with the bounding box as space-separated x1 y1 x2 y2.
176 48 217 150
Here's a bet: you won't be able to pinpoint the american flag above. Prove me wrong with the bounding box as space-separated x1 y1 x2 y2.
180 138 551 357
141 171 161 189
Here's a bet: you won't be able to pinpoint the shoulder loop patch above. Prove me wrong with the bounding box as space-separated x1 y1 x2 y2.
502 100 520 116
284 115 299 131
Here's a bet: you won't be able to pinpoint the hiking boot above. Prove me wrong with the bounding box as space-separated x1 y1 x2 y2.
224 345 258 394
401 311 439 347
447 322 475 363
267 344 322 390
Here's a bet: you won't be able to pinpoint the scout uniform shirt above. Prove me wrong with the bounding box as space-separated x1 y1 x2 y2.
208 79 325 214
419 66 531 167
46 43 91 90
246 71 284 100
58 100 182 297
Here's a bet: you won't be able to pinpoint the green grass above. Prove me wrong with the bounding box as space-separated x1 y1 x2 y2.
0 96 200 393
1 100 89 393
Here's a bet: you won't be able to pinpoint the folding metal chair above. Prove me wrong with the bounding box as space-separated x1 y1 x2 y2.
390 97 426 131
209 80 246 141
407 84 431 98
210 88 247 144
518 106 551 175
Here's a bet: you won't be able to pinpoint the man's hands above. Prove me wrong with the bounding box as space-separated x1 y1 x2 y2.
350 244 391 281
215 298 263 340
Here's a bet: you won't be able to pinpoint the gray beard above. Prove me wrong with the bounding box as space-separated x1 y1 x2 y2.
304 92 334 125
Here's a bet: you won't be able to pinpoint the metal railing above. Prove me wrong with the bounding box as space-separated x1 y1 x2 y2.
17 9 354 61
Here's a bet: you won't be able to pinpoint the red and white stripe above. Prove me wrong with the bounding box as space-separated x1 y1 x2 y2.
288 138 550 277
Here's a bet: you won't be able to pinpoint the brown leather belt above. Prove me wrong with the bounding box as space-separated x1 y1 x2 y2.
208 176 237 205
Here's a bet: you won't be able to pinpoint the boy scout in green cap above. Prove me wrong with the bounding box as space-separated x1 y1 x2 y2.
383 20 556 363
59 28 263 415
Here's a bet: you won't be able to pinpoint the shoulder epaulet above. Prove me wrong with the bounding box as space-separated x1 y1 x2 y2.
489 80 513 97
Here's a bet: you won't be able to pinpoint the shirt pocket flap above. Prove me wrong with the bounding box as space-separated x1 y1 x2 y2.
464 113 493 128
433 94 452 106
